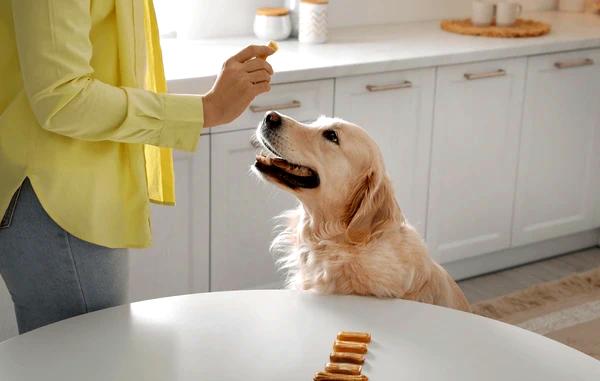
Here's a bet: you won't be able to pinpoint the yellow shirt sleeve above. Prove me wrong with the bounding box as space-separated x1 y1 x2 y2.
11 0 203 152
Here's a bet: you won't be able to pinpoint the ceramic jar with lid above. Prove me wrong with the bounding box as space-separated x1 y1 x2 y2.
254 7 292 41
559 0 586 12
298 0 329 44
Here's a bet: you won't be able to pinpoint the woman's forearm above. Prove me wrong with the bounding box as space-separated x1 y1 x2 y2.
12 0 203 152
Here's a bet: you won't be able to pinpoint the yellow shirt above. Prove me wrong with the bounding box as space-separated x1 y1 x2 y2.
0 0 204 248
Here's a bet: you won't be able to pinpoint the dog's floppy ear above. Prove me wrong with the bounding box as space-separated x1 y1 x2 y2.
343 170 400 244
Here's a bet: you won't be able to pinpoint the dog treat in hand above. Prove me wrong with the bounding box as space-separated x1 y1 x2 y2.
259 40 279 60
268 40 279 52
313 371 368 381
333 340 368 355
337 331 371 344
329 351 365 365
325 362 362 375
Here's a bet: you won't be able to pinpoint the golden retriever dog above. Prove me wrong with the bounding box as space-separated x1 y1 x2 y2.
252 112 470 312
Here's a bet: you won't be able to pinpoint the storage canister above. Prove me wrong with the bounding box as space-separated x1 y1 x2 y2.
299 0 329 44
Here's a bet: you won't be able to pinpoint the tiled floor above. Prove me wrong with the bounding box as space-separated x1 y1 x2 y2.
458 246 600 303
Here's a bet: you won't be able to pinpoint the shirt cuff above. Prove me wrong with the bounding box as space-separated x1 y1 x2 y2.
158 93 204 152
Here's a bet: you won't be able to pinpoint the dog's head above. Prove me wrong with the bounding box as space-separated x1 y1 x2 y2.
253 112 400 243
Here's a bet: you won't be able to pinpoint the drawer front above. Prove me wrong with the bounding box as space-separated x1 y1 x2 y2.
436 57 526 84
528 48 600 72
216 79 335 133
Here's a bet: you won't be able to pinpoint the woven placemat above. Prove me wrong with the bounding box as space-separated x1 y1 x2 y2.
441 18 551 38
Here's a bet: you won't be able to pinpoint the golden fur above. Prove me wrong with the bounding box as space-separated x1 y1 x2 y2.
253 115 470 312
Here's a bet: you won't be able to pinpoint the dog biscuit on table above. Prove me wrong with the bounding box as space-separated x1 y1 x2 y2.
333 340 368 355
313 371 368 381
325 362 362 375
337 331 371 344
329 352 365 365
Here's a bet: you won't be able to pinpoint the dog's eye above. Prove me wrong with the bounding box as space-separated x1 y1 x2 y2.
322 130 339 145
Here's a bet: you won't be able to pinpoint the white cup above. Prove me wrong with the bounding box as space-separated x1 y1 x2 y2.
496 2 523 27
472 1 495 27
558 0 586 12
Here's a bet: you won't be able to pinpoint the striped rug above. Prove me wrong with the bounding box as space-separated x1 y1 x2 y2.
472 267 600 360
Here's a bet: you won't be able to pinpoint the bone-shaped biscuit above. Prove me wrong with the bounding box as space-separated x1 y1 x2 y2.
313 371 368 381
333 340 368 354
329 352 365 365
336 331 371 344
325 362 362 375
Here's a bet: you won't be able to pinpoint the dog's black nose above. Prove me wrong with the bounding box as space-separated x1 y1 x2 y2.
264 111 282 129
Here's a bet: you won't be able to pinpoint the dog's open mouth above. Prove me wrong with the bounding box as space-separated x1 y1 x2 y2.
254 144 320 189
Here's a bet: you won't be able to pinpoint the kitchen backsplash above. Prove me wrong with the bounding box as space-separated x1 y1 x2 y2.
155 0 561 39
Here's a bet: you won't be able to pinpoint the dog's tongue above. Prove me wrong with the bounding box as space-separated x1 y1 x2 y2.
271 157 289 167
256 155 313 177
273 159 313 177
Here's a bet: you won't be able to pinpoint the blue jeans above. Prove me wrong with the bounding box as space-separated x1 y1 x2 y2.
0 179 129 334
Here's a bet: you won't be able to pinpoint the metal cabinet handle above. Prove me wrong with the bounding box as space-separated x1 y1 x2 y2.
366 81 413 92
249 100 302 113
554 58 594 70
464 69 506 81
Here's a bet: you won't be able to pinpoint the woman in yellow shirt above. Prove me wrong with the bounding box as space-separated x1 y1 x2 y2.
0 0 274 334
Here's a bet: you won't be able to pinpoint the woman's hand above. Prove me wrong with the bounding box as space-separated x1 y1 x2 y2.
203 45 275 127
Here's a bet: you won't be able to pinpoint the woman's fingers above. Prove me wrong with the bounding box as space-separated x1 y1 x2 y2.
247 70 271 85
203 44 276 127
252 81 271 96
232 44 275 63
244 58 274 75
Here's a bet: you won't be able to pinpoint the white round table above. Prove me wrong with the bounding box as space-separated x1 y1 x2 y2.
0 290 598 380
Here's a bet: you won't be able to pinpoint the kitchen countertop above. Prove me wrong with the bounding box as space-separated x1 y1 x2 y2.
163 11 600 87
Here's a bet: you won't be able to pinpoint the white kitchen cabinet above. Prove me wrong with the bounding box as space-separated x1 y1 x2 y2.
210 130 297 291
334 69 435 236
129 136 210 302
512 49 600 246
427 58 527 263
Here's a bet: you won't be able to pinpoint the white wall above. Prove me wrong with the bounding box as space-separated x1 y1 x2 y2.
157 0 478 39
328 0 472 28
157 0 282 39
157 0 561 39
327 0 558 28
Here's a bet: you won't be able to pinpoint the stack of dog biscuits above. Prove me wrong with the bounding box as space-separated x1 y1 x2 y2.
313 331 371 381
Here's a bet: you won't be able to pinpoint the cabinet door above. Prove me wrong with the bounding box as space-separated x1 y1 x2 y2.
335 69 435 236
211 130 297 291
128 136 210 301
427 58 527 263
513 49 600 246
